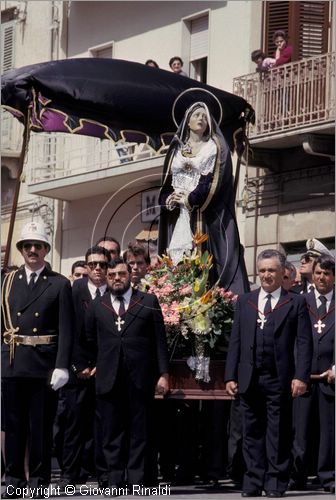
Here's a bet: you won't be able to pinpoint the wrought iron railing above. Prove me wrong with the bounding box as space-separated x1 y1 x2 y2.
233 52 335 137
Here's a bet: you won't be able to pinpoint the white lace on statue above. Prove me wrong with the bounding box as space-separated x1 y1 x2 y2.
168 139 217 265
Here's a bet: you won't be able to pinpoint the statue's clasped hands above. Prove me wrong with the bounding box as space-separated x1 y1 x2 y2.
166 191 185 210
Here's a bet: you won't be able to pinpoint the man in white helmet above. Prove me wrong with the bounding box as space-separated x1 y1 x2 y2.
1 221 74 498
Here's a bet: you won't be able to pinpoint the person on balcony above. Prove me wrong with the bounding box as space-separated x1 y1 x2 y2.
273 30 293 66
158 100 249 295
251 49 276 72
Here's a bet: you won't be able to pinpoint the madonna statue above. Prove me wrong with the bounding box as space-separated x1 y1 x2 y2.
158 101 249 295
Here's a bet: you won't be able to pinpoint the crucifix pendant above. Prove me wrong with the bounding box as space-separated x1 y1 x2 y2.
115 316 125 332
257 316 267 330
314 319 325 334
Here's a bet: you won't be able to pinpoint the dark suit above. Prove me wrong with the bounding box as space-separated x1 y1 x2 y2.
291 292 335 489
1 265 73 488
85 288 169 486
55 277 106 484
224 288 312 493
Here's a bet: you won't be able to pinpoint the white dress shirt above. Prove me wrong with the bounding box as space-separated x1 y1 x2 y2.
110 287 133 314
87 281 107 300
25 265 45 284
258 286 282 314
313 288 333 313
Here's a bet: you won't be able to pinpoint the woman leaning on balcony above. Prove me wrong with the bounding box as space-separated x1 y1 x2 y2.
158 100 250 295
273 29 293 66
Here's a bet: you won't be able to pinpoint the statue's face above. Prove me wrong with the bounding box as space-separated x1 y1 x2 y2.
188 108 208 135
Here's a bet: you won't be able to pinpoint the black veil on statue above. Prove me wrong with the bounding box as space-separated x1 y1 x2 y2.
158 100 250 295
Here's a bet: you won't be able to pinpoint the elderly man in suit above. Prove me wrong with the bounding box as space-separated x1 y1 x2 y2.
225 249 312 498
56 245 111 490
85 258 169 493
1 221 73 497
290 254 335 493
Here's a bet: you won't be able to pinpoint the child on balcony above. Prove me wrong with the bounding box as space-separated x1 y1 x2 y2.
251 49 276 72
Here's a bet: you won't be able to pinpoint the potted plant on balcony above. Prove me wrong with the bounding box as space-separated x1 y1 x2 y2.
143 233 237 396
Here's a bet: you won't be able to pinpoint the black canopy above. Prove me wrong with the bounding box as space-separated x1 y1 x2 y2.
1 58 253 150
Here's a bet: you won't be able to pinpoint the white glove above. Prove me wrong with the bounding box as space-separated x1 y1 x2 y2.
50 368 69 391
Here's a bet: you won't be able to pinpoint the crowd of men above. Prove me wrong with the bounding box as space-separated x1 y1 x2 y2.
1 221 334 498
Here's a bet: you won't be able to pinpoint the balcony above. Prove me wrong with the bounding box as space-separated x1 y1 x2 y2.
233 53 335 149
1 110 22 156
27 133 166 201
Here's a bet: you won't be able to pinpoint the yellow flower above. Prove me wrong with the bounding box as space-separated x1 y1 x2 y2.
194 280 200 293
192 312 211 333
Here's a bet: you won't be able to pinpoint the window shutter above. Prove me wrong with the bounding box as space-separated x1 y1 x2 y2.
263 1 330 61
264 1 290 58
190 16 208 61
94 46 113 59
298 2 329 58
1 21 15 72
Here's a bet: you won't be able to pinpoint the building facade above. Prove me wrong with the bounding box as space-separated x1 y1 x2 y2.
1 0 334 282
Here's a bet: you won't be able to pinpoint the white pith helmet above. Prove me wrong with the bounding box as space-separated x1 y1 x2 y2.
16 221 50 251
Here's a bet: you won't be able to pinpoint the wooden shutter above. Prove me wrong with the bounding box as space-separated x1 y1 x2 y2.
264 1 290 58
1 21 15 72
298 2 329 58
263 1 330 61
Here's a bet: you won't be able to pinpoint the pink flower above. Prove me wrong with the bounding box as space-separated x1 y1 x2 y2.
180 284 192 296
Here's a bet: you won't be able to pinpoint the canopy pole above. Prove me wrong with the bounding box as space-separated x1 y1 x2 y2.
3 117 31 269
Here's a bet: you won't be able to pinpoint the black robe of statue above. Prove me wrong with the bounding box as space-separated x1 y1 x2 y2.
158 108 250 295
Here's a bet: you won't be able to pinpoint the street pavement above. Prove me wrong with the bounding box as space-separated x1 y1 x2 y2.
2 479 334 500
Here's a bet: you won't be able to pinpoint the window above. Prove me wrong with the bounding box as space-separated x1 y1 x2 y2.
89 42 113 58
263 1 330 60
1 21 15 72
184 14 209 82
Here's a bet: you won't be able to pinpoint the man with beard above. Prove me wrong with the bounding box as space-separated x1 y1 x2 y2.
85 258 169 493
56 246 111 490
2 221 73 497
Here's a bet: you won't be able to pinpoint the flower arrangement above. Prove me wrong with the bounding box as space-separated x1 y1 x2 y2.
142 233 237 382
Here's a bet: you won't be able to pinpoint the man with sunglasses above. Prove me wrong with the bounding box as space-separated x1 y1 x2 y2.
85 258 169 493
56 246 111 491
293 239 333 294
1 221 74 497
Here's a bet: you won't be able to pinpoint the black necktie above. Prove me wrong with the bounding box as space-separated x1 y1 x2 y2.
95 288 101 298
117 296 125 316
264 294 273 315
28 272 37 291
318 295 327 316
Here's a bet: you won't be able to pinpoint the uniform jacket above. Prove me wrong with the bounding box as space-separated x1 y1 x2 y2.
85 288 169 395
224 288 313 393
1 265 74 378
305 291 335 397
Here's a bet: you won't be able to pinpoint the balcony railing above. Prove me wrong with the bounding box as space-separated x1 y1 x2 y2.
233 52 335 138
27 133 163 184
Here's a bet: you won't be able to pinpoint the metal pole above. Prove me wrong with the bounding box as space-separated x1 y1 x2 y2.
3 119 30 269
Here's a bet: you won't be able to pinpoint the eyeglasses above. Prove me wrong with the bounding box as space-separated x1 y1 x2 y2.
22 242 43 251
86 261 108 270
107 271 128 279
300 256 314 264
